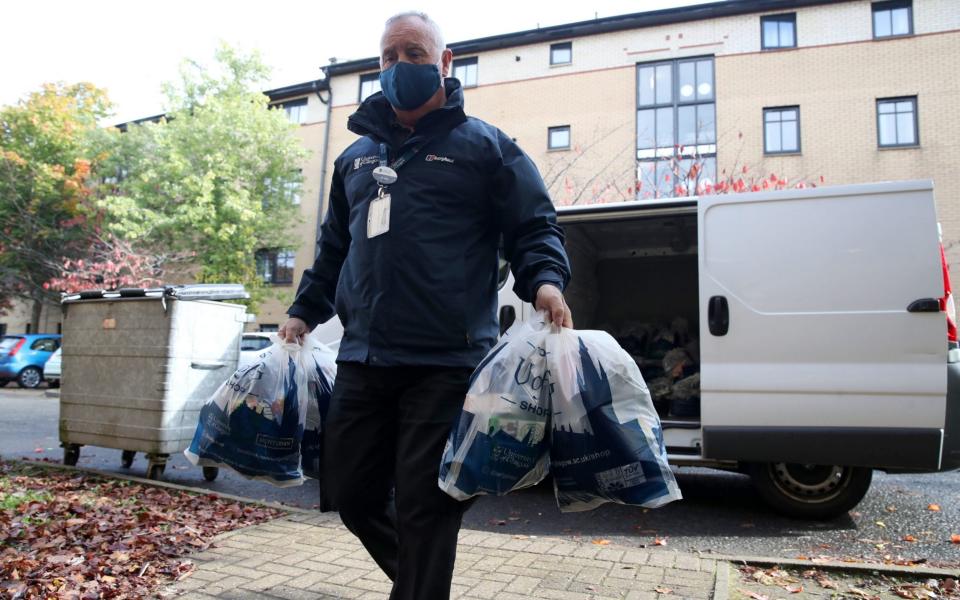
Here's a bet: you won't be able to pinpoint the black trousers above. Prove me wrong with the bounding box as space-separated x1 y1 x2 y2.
321 362 474 600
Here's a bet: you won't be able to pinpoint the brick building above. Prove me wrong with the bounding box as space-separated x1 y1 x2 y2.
5 0 956 334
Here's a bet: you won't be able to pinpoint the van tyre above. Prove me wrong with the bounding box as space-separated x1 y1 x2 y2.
17 367 43 389
748 462 872 520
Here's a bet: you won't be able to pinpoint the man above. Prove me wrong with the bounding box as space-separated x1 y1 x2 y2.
279 11 571 600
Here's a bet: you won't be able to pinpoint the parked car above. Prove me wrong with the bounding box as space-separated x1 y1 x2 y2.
43 347 62 388
238 332 273 370
0 334 62 389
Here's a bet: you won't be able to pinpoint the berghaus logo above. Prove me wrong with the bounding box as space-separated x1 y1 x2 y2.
425 154 454 163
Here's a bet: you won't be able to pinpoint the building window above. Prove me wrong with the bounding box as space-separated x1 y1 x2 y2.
0 324 6 336
452 57 478 87
873 0 912 38
255 249 295 284
877 96 918 147
550 42 572 65
764 107 801 154
761 13 797 49
277 98 308 124
258 324 279 333
548 126 571 150
636 57 716 199
263 170 302 207
359 73 381 102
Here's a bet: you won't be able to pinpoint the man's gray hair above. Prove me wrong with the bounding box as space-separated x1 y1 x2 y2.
384 11 446 57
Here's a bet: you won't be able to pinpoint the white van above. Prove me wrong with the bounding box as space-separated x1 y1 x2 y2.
496 180 958 519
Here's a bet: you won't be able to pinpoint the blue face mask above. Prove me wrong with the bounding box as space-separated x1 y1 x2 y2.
378 61 442 111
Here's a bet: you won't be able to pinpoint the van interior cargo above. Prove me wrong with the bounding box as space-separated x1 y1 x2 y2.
562 210 701 423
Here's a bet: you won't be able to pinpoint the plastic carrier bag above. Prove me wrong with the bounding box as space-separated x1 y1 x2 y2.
439 313 682 512
548 327 682 512
438 317 552 500
185 335 324 487
302 339 337 479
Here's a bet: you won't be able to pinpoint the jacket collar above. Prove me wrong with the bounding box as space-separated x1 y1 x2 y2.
347 78 467 145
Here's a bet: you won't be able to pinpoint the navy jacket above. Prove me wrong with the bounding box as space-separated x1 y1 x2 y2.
287 79 571 367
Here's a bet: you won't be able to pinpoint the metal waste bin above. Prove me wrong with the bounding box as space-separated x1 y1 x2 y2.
58 284 249 480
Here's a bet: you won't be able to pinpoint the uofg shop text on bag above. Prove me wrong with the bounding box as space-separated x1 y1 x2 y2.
440 314 682 512
185 336 336 487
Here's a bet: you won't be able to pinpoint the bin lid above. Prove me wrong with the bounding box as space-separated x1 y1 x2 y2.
61 284 249 304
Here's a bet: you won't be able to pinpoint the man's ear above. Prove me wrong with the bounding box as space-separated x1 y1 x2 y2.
440 48 453 77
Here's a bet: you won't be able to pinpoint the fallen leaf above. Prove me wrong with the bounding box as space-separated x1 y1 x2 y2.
903 534 917 542
927 504 941 512
653 537 667 546
737 589 768 600
951 534 960 544
592 539 611 546
784 584 803 594
875 521 887 528
655 587 674 595
817 577 839 590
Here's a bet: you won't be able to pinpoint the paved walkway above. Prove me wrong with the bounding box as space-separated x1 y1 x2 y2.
163 511 722 600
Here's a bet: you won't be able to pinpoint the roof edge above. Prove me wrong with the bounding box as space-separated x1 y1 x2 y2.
324 0 847 76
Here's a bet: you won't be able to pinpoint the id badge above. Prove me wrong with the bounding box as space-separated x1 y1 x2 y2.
367 193 391 238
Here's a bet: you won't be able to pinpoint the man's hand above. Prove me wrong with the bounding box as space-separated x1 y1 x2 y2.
535 284 573 329
279 317 309 344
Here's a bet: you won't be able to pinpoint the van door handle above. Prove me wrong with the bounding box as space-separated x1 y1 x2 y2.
190 361 227 370
907 298 941 313
708 295 729 336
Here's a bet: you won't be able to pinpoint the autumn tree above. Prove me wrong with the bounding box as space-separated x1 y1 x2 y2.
93 44 308 312
0 83 114 330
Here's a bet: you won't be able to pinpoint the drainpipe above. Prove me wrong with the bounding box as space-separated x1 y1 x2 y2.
314 68 333 258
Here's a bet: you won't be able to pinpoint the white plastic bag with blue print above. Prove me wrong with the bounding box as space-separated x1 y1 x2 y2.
302 336 337 480
547 326 682 512
438 315 553 500
185 334 315 487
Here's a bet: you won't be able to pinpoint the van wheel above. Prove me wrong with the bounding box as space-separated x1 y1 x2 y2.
748 462 872 520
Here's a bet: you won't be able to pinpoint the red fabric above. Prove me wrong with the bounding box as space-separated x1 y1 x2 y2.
940 244 957 343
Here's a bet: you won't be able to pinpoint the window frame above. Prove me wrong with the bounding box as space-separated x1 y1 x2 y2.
549 41 573 66
876 96 919 148
872 0 913 39
635 56 717 200
255 248 296 285
358 72 381 103
763 106 802 155
452 56 479 88
275 97 308 124
547 125 571 151
760 13 797 50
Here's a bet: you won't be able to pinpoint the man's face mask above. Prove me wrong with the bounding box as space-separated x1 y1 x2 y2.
378 60 442 111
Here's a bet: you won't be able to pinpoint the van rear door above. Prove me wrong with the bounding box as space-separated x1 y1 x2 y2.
698 180 947 470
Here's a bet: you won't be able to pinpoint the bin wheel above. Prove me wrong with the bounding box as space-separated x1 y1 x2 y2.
121 450 136 469
63 445 80 466
147 462 166 481
202 466 219 482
